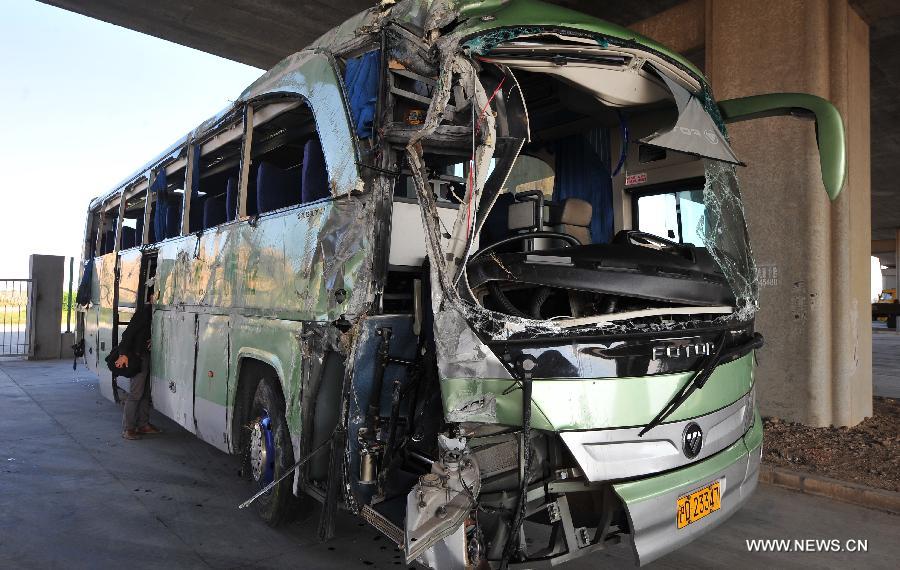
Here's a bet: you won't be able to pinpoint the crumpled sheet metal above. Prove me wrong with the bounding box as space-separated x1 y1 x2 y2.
402 25 757 348
154 194 374 323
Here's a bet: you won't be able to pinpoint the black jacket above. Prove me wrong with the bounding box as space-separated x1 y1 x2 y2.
119 304 152 357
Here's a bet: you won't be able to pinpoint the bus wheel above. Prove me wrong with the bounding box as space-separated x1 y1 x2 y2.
243 376 296 526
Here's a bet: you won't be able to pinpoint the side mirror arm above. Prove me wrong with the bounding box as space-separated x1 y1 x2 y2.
718 93 846 200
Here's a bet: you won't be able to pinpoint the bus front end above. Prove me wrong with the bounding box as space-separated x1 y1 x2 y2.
346 1 843 567
389 3 770 567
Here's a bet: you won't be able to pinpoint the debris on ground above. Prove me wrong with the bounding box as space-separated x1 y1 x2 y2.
762 397 900 492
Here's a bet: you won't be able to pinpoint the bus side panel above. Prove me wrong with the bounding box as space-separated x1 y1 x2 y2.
96 251 116 365
194 313 231 452
84 256 102 374
230 316 304 436
96 253 117 402
150 309 197 433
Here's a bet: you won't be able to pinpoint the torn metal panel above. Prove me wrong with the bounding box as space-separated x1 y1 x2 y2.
445 393 497 423
154 194 374 322
639 68 741 165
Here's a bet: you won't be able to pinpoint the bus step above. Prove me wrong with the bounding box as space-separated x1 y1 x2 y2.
361 504 404 546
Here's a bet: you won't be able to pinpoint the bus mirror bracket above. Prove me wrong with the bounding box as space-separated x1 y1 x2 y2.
717 93 846 201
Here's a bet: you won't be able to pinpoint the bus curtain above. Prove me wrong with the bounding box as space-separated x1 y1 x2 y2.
151 168 168 241
344 50 380 139
75 258 94 306
553 128 614 243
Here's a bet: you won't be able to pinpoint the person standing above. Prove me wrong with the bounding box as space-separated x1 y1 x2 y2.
115 302 162 440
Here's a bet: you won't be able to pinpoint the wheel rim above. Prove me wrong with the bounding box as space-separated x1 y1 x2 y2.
249 411 276 488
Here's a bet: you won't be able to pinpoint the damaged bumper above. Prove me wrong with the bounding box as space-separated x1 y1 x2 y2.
613 408 763 566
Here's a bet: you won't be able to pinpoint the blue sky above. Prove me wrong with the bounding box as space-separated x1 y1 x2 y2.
0 1 263 278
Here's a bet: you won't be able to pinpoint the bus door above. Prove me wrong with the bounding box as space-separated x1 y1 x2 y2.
148 248 197 434
111 248 144 400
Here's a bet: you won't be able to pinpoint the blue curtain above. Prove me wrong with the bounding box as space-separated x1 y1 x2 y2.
344 50 380 139
151 169 168 242
553 128 614 243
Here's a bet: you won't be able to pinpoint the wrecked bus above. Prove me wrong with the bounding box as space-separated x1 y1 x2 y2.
75 0 847 567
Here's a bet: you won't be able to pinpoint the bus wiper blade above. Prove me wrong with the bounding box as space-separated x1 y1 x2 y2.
638 332 763 437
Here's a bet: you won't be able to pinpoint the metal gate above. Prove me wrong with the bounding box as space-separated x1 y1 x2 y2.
0 279 32 357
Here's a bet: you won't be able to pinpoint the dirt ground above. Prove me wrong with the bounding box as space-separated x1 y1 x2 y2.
762 397 900 492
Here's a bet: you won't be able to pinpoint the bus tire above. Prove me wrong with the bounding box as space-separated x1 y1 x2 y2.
242 375 297 526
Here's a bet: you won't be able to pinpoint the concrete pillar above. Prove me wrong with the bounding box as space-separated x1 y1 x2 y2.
27 254 64 360
705 0 871 426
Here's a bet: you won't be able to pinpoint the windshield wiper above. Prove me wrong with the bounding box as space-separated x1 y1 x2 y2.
638 331 764 437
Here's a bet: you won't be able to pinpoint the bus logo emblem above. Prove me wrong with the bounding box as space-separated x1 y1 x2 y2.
682 422 703 458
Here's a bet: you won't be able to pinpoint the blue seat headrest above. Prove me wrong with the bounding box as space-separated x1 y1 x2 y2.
120 226 136 250
225 176 238 221
203 195 227 229
257 161 302 213
134 214 144 246
302 138 329 203
102 230 116 254
165 196 182 239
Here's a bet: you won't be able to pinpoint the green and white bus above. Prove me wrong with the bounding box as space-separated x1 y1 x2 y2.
76 0 846 567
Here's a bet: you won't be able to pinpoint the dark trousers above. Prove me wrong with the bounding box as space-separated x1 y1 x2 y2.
122 351 151 431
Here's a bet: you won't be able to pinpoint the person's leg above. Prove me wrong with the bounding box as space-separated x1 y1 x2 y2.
137 351 151 427
122 354 149 436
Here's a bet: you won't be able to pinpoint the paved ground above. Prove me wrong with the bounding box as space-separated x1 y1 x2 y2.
872 327 900 398
0 359 896 570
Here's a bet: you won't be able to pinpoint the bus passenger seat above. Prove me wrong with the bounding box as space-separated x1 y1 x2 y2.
480 193 516 248
165 197 182 239
135 215 144 245
120 227 136 249
549 198 592 245
301 138 329 203
257 161 302 214
203 195 227 229
225 176 237 221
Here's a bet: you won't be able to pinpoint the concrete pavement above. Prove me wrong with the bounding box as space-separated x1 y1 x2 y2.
0 359 895 569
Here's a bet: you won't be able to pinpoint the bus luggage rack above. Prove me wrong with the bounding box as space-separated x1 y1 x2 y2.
0 279 32 357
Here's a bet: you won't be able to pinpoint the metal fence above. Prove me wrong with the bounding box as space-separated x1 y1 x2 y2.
0 279 32 357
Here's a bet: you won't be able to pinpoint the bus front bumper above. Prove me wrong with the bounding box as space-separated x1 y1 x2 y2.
613 409 763 566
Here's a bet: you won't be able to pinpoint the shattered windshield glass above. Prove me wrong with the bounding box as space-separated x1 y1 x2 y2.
404 32 758 341
698 158 759 320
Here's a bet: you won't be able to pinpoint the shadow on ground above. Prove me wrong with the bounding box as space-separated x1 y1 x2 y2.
0 359 895 569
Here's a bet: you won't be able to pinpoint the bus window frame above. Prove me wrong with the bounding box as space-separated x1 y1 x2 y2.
240 51 362 198
628 176 706 244
119 179 149 250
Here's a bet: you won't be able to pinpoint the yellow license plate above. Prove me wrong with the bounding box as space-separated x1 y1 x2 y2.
676 480 721 529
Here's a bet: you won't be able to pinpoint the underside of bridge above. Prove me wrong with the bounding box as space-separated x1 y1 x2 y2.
40 0 900 426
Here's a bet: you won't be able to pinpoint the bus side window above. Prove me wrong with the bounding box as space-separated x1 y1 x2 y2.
121 191 147 249
249 100 329 215
148 165 186 242
192 119 243 232
98 208 118 255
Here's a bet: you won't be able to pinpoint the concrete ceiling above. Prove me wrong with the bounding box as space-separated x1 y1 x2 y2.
38 0 900 238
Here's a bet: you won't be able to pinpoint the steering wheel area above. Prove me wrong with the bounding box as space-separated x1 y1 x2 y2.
470 231 582 261
613 230 681 250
